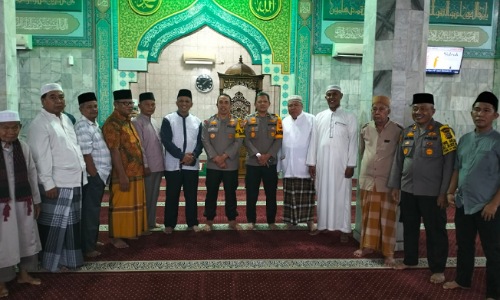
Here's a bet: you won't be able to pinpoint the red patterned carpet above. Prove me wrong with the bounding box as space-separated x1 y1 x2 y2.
4 178 488 300
6 269 486 299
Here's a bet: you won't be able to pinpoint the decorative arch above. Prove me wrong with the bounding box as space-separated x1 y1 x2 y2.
137 0 271 64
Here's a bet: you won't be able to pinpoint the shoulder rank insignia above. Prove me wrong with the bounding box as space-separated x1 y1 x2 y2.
440 125 457 155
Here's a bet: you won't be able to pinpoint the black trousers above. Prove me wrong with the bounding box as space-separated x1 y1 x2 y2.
164 170 199 228
81 175 105 253
204 168 239 221
400 191 448 273
245 164 277 224
454 206 500 299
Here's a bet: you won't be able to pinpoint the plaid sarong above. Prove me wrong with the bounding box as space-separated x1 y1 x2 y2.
37 186 83 272
283 178 315 225
359 188 397 257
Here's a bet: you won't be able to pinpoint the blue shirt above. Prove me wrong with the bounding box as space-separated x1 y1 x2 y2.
455 129 500 214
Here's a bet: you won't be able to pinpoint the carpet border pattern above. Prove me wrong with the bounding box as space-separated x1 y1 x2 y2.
41 257 486 273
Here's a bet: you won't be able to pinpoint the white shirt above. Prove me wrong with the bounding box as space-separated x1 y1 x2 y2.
28 109 85 190
280 111 314 178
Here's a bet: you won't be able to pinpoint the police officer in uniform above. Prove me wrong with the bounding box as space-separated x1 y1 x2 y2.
244 92 283 230
388 93 456 284
202 93 244 231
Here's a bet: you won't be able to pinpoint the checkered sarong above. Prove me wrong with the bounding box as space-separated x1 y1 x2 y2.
37 187 83 272
283 178 315 225
359 188 397 257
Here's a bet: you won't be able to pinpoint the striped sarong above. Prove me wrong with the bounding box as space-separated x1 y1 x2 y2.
283 178 315 225
108 178 147 238
37 187 83 272
359 188 397 257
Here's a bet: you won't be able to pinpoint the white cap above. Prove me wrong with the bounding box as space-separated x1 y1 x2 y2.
40 83 63 96
0 110 20 123
326 85 342 93
288 95 303 103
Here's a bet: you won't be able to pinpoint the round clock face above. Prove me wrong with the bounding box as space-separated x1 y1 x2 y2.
195 74 213 93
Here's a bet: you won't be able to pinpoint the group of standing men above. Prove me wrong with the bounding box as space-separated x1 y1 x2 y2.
1 81 499 299
355 91 500 299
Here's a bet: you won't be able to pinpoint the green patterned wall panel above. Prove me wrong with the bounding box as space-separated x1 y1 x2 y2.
118 0 292 73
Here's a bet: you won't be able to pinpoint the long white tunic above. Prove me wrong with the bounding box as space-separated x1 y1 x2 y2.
27 109 86 189
306 108 358 232
0 140 42 269
280 111 315 178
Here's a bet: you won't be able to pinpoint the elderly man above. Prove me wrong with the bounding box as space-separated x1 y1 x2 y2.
243 92 283 230
280 95 316 231
354 96 403 266
388 93 456 284
161 89 203 234
202 93 244 231
443 91 500 300
74 92 111 257
102 89 148 249
28 83 86 272
132 92 165 231
0 110 42 298
307 85 358 242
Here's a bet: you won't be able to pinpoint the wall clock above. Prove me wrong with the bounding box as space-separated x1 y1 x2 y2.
195 74 213 93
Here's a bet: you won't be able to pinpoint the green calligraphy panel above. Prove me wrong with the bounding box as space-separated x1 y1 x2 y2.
16 12 80 35
15 0 82 12
429 0 492 25
321 0 493 25
322 0 364 21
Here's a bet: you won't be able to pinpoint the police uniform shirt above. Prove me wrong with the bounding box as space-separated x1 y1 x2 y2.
201 114 244 171
387 119 456 196
243 112 283 166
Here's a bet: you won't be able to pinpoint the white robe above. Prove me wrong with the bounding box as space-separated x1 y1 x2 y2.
0 140 42 269
306 108 358 232
279 111 315 178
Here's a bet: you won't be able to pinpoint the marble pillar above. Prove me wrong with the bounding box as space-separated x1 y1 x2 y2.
353 0 430 252
0 0 19 110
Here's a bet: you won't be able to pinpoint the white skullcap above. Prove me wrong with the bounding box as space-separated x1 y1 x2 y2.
326 85 342 93
0 110 20 123
40 83 63 96
288 95 303 103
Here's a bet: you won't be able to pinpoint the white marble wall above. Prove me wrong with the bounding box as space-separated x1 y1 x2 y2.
0 0 19 110
131 27 279 125
310 55 495 140
310 55 362 116
16 47 95 137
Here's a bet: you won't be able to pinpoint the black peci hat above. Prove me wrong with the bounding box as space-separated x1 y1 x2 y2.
139 92 155 102
78 92 97 105
474 91 499 112
113 89 132 101
177 89 192 99
412 93 434 105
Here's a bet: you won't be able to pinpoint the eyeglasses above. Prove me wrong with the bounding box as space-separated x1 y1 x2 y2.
117 101 134 106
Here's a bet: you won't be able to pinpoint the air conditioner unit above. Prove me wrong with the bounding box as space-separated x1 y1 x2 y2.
183 51 215 65
16 34 33 50
332 43 363 58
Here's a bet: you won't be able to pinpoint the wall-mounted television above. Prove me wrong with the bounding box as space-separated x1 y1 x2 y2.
425 47 464 74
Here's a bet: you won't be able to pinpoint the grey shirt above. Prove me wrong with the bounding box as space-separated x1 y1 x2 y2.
388 119 456 196
202 114 244 171
244 112 283 166
454 129 500 214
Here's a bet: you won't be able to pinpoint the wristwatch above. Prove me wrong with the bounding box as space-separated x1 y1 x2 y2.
256 153 261 158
